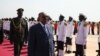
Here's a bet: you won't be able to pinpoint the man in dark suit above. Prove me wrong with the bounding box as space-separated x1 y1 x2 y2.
10 8 28 56
28 12 54 56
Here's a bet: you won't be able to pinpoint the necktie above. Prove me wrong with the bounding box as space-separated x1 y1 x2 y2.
43 26 50 36
46 27 50 36
43 26 45 31
43 26 48 34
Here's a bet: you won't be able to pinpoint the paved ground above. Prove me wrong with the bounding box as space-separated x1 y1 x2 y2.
0 35 99 56
54 35 99 56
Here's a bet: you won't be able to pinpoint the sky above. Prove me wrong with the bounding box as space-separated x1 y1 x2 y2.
0 0 100 22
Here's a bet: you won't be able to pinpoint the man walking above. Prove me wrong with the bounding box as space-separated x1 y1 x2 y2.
10 8 28 56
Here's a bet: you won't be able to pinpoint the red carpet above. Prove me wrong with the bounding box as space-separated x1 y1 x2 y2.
0 39 27 56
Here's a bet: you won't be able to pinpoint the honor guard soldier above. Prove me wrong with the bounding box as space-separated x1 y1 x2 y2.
65 16 74 53
75 14 88 56
10 8 28 56
57 15 66 56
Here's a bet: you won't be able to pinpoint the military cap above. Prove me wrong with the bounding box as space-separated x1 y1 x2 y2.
79 13 87 20
59 14 65 19
17 8 24 12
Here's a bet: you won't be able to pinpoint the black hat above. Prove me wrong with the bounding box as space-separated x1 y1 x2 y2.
79 13 87 21
59 14 64 21
59 14 64 19
17 8 24 12
69 16 73 19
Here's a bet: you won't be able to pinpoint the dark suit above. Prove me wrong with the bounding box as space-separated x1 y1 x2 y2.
10 17 28 56
28 23 50 56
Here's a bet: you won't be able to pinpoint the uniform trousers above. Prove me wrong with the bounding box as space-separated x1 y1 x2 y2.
14 41 23 56
75 44 84 56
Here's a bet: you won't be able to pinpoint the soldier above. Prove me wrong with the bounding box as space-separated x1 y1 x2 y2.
0 19 3 44
57 15 66 56
75 14 88 56
65 16 74 53
10 8 28 56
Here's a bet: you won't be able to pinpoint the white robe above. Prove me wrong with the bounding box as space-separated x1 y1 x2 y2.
75 21 88 45
65 21 74 38
57 21 66 42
